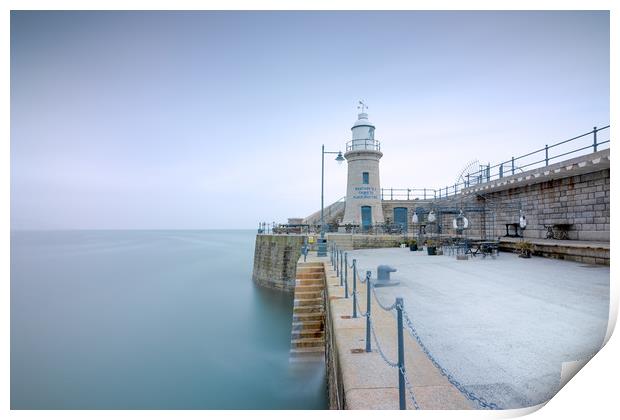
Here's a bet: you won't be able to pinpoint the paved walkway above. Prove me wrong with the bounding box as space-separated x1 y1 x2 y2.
312 254 474 410
346 248 610 408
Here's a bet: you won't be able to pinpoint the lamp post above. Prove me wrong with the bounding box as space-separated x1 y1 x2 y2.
318 144 345 256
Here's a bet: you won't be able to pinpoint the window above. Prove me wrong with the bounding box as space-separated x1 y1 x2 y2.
362 172 369 184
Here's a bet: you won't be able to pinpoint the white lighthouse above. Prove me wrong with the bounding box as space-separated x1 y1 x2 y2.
342 102 385 229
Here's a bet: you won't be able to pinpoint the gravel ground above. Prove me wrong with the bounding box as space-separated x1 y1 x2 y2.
347 248 610 409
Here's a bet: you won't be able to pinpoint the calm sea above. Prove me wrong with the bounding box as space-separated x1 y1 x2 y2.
11 230 327 409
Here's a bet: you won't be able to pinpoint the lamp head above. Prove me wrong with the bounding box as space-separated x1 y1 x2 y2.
335 152 345 164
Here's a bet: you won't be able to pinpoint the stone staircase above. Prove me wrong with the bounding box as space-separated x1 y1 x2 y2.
327 234 354 251
289 262 326 363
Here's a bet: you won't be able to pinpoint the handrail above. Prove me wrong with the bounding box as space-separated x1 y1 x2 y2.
383 124 610 200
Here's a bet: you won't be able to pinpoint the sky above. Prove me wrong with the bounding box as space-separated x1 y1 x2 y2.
10 11 609 229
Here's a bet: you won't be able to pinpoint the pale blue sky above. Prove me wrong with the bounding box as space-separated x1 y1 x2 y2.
11 11 609 229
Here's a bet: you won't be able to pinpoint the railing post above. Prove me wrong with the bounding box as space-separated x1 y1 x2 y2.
499 163 503 178
391 188 393 200
407 189 410 200
335 246 339 277
487 163 490 182
454 183 457 195
344 252 349 298
593 126 598 152
365 270 372 353
340 250 344 287
396 297 406 410
466 174 470 187
424 188 427 200
545 145 549 166
352 259 357 318
511 157 515 175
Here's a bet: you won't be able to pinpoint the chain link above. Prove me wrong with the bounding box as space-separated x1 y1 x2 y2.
353 291 368 317
369 318 399 368
400 366 420 410
401 309 501 410
371 285 399 312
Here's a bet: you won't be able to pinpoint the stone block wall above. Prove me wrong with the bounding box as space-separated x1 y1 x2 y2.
380 167 610 242
477 168 610 241
252 234 305 292
352 234 406 249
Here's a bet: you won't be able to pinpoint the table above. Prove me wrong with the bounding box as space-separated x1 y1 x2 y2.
505 223 523 238
469 240 500 258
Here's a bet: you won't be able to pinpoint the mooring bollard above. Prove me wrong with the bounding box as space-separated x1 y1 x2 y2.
365 270 372 353
352 259 357 318
396 297 406 410
344 252 349 298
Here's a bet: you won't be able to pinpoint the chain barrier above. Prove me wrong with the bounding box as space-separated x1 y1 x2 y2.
371 285 399 312
327 244 501 410
369 317 399 368
353 291 369 317
400 366 420 410
357 267 367 284
401 308 501 410
328 244 422 410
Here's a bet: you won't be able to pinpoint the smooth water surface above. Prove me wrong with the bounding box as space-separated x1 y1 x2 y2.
11 230 327 409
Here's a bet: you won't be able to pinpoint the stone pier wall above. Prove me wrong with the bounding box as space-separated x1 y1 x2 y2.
252 234 305 292
380 150 610 242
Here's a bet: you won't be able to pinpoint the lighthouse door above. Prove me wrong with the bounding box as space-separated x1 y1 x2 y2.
361 206 372 232
394 207 408 233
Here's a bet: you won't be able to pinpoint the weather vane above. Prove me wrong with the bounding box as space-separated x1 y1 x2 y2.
357 100 368 113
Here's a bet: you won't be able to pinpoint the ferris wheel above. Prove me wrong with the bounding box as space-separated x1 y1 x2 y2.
455 159 485 186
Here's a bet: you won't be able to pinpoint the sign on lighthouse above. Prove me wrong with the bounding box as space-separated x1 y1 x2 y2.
342 102 385 229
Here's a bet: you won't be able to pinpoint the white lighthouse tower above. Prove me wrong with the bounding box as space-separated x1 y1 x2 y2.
342 102 385 229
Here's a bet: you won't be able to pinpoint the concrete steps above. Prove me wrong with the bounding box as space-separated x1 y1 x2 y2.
327 234 354 251
290 261 326 363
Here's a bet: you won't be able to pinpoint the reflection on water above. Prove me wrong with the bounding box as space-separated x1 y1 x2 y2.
11 230 327 409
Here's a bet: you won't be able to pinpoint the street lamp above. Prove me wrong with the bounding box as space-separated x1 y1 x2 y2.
318 144 344 256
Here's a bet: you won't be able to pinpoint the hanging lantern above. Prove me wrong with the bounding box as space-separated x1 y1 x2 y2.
427 210 436 223
452 211 469 230
412 213 419 224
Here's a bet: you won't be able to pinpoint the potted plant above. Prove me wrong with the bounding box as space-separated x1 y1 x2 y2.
426 239 437 255
516 241 533 258
408 239 418 251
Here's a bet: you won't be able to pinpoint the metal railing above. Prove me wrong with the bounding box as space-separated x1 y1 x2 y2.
383 125 610 200
346 138 381 152
328 242 502 410
381 188 437 201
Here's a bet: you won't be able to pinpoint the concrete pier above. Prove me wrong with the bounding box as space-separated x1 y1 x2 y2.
304 254 474 410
